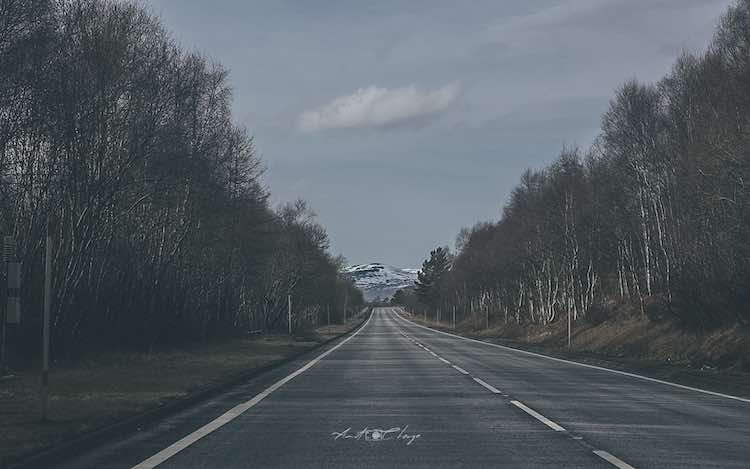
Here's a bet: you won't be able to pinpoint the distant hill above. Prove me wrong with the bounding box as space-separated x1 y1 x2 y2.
343 263 418 302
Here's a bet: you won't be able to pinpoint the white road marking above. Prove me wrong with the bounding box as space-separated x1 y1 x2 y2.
389 310 636 469
393 311 750 404
452 365 469 375
473 377 502 394
131 313 374 469
510 400 566 432
593 450 636 469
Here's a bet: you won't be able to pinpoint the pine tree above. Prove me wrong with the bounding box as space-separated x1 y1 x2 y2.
415 247 451 309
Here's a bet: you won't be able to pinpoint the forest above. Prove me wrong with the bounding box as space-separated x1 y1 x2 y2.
0 0 362 361
399 0 750 332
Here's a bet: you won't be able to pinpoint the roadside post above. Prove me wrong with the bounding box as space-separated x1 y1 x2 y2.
1 237 8 370
2 237 14 370
452 305 456 330
343 291 348 323
7 261 21 325
1 237 21 372
288 294 292 336
41 219 53 421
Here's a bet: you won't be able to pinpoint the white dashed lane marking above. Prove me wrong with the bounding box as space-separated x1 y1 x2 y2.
397 314 635 469
594 450 636 469
510 400 566 432
452 365 470 375
473 377 502 394
394 310 750 404
395 312 636 469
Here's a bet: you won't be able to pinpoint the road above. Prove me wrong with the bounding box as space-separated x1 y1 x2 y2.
59 307 750 468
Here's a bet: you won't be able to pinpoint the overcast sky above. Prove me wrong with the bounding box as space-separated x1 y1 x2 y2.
146 0 732 268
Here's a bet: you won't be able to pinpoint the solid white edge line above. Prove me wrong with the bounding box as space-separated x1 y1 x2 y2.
131 313 374 469
473 377 502 394
452 365 469 375
388 309 636 468
392 310 750 404
593 450 636 469
510 400 566 432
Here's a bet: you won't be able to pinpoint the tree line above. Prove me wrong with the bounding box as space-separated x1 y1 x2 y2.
398 0 750 331
0 0 362 361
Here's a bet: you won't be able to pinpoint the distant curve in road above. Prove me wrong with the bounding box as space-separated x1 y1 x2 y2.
59 307 750 469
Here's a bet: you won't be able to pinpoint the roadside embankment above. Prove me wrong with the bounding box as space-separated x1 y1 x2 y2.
403 310 750 399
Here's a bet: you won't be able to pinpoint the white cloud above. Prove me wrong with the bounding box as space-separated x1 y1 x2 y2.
299 84 459 132
496 0 621 31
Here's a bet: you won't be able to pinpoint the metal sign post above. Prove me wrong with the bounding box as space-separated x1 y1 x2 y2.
7 262 21 324
1 236 17 372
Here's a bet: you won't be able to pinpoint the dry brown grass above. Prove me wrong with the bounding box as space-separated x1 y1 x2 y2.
404 310 750 397
0 324 365 466
520 317 750 371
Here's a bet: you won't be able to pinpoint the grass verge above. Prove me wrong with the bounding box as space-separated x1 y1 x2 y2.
404 312 750 399
1 317 365 468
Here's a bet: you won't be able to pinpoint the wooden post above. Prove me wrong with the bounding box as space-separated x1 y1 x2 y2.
41 221 52 421
343 291 348 323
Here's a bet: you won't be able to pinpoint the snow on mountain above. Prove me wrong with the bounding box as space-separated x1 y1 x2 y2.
343 263 418 302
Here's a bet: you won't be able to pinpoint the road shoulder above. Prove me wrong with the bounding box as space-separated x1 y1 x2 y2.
2 314 369 469
398 310 750 401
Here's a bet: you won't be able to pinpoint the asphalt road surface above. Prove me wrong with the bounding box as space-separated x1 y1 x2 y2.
59 307 750 468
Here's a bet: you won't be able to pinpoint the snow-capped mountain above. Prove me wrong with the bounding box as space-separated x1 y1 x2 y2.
343 263 418 302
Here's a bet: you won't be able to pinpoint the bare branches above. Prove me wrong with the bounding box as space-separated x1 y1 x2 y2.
404 0 750 330
0 0 360 358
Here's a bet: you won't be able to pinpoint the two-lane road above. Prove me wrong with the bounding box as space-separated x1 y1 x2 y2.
61 307 750 468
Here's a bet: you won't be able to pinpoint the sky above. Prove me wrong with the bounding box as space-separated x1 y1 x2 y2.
145 0 732 268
